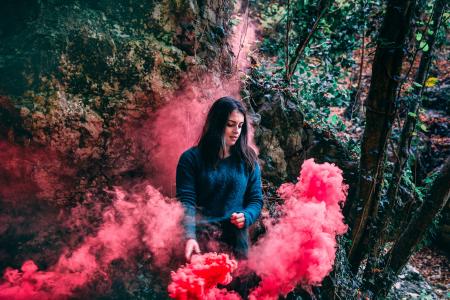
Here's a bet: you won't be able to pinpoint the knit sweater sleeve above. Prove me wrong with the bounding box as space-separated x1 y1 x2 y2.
176 150 198 240
242 162 263 228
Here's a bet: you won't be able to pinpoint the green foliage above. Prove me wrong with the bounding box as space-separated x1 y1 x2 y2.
246 0 388 158
246 3 367 151
416 164 444 248
388 147 443 249
245 58 353 146
249 0 448 298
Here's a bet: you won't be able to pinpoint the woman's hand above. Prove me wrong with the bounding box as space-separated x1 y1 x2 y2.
185 239 201 262
230 212 245 229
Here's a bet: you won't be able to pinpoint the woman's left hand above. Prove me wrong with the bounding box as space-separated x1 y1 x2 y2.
230 212 245 229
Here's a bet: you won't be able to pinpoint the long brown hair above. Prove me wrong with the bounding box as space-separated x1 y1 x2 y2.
197 96 257 171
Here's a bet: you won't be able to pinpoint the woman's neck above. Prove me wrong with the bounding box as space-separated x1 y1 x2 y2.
220 146 231 159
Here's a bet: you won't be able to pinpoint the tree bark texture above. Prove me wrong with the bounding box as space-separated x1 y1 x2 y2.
362 0 447 285
386 0 446 206
372 158 450 299
369 0 448 259
348 0 417 271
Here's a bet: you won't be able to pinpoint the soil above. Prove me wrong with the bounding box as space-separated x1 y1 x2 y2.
410 246 450 299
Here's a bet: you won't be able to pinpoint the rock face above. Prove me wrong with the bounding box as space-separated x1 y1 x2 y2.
0 0 233 98
247 92 309 184
0 0 234 204
244 73 357 186
0 2 236 293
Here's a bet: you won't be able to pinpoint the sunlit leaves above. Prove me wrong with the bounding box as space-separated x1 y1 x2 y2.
424 77 438 87
420 123 428 132
416 32 423 41
419 40 429 52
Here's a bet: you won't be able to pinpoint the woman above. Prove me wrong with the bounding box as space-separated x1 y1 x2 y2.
176 96 263 261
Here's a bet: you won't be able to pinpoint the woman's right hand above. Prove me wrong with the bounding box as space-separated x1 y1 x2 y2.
185 239 201 262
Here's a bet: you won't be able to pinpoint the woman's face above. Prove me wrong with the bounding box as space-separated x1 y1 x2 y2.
224 110 245 147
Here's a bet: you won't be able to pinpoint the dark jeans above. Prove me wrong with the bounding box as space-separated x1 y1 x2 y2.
196 221 260 299
196 221 249 260
196 221 258 297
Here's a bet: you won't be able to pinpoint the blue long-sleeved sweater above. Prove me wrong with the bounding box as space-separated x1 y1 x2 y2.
176 146 263 246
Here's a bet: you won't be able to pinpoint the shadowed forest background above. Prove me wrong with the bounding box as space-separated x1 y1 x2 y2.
0 0 449 299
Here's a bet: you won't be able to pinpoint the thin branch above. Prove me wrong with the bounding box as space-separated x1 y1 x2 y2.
350 0 367 119
233 0 250 72
395 3 435 102
285 0 292 78
286 6 328 81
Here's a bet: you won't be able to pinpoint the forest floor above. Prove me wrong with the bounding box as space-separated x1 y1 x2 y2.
409 246 450 299
388 246 449 299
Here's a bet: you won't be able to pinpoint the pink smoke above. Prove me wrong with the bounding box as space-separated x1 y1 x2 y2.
0 260 89 300
0 3 260 299
135 97 209 197
0 140 76 202
133 3 259 197
248 159 348 299
230 1 257 73
0 184 185 299
168 252 240 300
205 288 242 300
134 85 259 197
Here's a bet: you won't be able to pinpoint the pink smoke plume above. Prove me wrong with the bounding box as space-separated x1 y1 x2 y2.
168 252 240 300
230 1 257 73
0 140 76 202
0 184 185 299
0 260 89 300
133 3 259 198
0 3 260 299
248 159 348 299
135 87 259 198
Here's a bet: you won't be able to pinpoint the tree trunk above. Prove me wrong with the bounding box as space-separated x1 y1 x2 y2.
372 158 450 299
348 0 417 272
361 0 447 287
386 0 446 207
380 0 445 242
